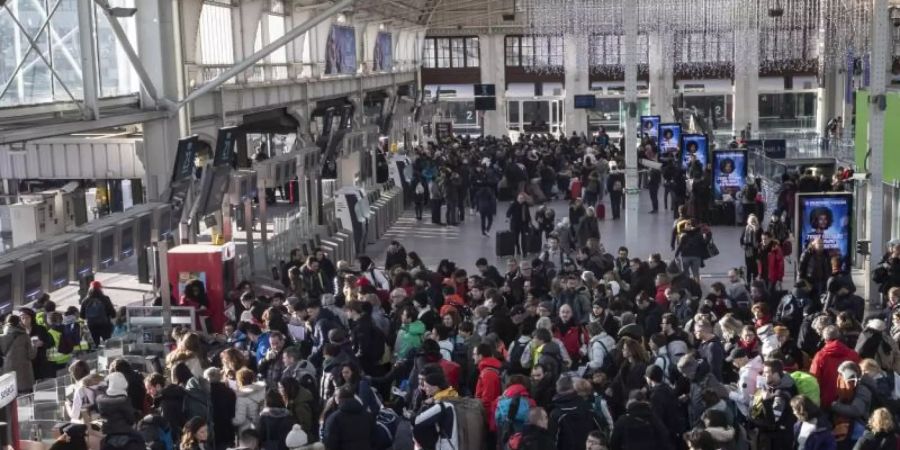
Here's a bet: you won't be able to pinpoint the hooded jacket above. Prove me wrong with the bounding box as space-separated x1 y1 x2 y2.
549 392 598 450
394 320 426 360
475 356 504 430
97 393 137 435
793 417 836 450
322 398 375 450
233 383 266 431
609 400 674 450
155 384 188 438
256 407 297 450
588 332 616 371
809 339 860 409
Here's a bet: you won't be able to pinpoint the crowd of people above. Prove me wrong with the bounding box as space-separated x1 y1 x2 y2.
10 131 900 450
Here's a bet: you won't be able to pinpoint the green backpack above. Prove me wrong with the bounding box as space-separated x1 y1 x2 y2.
790 371 821 405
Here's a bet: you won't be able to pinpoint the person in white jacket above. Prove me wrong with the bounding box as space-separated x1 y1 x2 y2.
232 369 266 432
587 321 616 372
726 347 763 418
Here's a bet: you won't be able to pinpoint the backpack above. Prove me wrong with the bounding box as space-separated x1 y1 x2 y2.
592 339 616 377
84 297 109 325
498 395 531 445
507 337 532 374
442 397 486 450
554 403 601 446
789 371 821 406
374 407 401 450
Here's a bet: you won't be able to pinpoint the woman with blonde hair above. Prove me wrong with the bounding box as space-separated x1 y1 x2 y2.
219 347 248 389
853 407 898 450
166 332 205 379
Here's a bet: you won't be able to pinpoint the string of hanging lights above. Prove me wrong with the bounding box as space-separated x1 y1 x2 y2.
519 0 873 77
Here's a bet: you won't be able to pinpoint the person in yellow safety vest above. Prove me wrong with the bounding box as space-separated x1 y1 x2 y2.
46 312 76 370
33 293 52 327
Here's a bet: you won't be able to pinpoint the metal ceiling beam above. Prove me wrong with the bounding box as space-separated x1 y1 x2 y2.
177 0 356 109
94 0 164 107
0 110 168 145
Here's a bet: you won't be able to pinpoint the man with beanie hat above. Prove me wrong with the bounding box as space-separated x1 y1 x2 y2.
97 372 138 436
589 297 619 338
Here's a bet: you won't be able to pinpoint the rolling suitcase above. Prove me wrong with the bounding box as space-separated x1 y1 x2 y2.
496 230 516 257
596 203 606 220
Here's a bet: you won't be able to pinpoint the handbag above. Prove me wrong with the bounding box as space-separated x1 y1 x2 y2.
707 240 720 258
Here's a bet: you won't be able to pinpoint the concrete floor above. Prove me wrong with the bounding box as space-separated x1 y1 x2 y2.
369 191 777 287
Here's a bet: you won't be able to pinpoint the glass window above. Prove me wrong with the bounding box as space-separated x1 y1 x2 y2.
198 3 235 65
522 101 550 124
465 37 480 67
95 0 139 98
508 101 520 124
451 38 465 68
533 36 548 66
549 35 564 66
605 35 618 65
521 36 534 66
423 38 435 68
505 36 520 66
267 14 287 64
436 38 450 68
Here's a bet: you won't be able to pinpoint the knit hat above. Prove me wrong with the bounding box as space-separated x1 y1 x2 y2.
284 424 309 449
90 280 102 290
423 370 448 390
106 372 128 397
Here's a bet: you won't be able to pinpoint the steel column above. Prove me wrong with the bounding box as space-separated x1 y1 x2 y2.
78 0 101 119
623 3 639 248
866 0 889 311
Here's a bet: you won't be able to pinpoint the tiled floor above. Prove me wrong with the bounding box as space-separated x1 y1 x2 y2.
368 191 783 287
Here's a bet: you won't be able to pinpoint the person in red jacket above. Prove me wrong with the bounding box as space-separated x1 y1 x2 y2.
474 343 503 429
758 232 785 292
554 305 589 366
809 325 860 409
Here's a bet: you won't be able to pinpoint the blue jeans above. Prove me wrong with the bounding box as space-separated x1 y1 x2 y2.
681 256 702 280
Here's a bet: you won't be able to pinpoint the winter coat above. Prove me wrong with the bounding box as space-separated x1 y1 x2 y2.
413 389 459 450
514 424 555 450
830 375 875 422
706 426 747 450
855 328 900 374
758 242 786 284
853 431 898 450
394 320 426 360
648 382 687 438
794 417 837 450
553 289 592 325
209 381 236 448
352 313 386 375
506 201 532 232
809 340 860 409
256 407 297 450
286 384 316 437
0 324 35 391
588 332 616 371
549 392 599 450
184 377 210 423
233 383 266 432
609 400 674 450
687 360 729 427
155 384 188 439
322 398 375 450
97 394 137 435
576 216 600 248
475 186 498 216
697 336 726 381
553 321 589 364
476 357 504 429
675 228 708 259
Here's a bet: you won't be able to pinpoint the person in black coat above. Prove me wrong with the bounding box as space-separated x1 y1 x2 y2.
149 374 189 442
97 372 138 436
256 390 298 450
645 365 687 444
347 301 386 376
548 376 600 450
609 395 675 450
206 368 236 450
322 386 375 450
475 184 498 236
506 193 533 256
515 407 556 450
384 241 407 271
607 165 626 220
110 359 146 420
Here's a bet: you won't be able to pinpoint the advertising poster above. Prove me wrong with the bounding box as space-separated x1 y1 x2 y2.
374 32 393 72
682 134 709 171
658 123 682 158
796 193 853 270
712 150 747 200
325 25 357 75
640 115 661 144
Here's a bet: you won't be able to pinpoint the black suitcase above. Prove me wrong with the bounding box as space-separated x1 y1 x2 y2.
496 230 516 257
